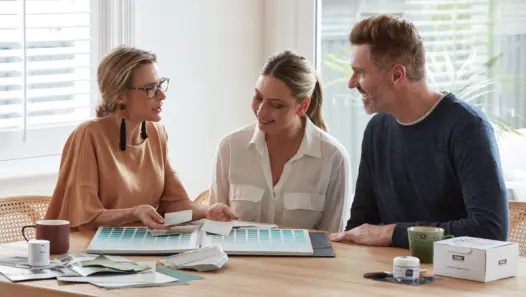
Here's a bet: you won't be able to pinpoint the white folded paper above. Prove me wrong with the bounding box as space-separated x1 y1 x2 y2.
164 210 193 227
62 254 133 277
160 245 228 272
56 260 182 289
57 273 148 284
92 272 183 289
57 271 180 289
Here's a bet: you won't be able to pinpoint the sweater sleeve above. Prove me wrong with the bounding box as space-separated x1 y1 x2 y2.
44 124 104 229
346 123 381 230
392 119 509 248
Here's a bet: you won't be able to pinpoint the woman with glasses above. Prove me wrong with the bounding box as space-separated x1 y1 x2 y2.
45 45 237 230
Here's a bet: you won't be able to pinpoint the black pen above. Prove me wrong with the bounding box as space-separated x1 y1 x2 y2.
363 271 393 279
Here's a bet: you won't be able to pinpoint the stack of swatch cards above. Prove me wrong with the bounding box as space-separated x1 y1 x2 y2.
160 245 228 272
148 210 279 237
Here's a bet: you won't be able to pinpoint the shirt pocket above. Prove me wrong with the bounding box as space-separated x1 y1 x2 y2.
282 193 325 229
229 184 264 222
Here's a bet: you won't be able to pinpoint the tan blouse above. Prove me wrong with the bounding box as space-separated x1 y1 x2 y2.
44 116 189 229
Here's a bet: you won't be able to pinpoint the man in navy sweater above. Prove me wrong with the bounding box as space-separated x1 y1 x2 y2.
330 14 509 248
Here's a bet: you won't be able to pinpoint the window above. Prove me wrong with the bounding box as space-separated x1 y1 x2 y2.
0 0 96 163
318 0 526 191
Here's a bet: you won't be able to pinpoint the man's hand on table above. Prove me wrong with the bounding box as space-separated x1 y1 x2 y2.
330 223 396 247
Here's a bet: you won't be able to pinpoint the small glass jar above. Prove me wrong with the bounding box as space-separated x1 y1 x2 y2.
393 256 420 282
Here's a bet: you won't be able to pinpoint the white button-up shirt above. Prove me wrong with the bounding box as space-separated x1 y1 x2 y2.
208 118 351 232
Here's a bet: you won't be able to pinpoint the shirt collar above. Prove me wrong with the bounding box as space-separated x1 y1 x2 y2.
248 123 266 156
300 117 322 158
248 117 322 159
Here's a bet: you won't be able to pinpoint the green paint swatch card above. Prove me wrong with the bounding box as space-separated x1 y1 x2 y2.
156 266 204 282
80 255 150 272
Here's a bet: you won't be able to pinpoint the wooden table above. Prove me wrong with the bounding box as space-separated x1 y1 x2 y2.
0 231 525 297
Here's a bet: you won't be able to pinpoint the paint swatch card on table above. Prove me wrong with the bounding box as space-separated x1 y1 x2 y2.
80 255 150 272
201 220 234 236
164 210 193 227
156 267 204 282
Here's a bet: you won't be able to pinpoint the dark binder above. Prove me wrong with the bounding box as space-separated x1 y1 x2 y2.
309 231 335 257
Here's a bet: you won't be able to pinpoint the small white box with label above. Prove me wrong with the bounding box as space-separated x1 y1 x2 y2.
433 236 519 282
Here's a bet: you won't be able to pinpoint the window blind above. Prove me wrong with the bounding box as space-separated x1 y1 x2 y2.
0 0 92 133
321 0 492 90
319 0 526 191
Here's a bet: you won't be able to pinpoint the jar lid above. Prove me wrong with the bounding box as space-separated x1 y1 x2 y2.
393 256 420 266
28 240 49 244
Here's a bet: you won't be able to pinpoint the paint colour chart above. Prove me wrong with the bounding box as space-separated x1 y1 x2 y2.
203 229 313 255
87 227 199 254
87 227 314 256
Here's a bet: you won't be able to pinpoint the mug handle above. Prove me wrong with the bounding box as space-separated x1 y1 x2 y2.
21 225 36 241
444 234 454 239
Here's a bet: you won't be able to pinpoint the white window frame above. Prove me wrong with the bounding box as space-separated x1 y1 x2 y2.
0 0 135 181
263 0 318 66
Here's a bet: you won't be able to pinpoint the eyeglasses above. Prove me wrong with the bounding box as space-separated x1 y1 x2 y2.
130 78 169 99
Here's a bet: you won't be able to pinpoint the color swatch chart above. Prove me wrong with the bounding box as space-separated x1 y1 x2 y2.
87 227 314 256
87 227 199 255
203 229 314 255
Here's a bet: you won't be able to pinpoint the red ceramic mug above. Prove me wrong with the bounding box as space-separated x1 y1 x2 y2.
22 220 70 254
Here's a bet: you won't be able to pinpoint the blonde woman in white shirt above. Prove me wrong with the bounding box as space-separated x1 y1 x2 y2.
207 50 351 232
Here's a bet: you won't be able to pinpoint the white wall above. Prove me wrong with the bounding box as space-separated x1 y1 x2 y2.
0 0 315 200
0 173 58 197
134 0 264 199
263 0 317 63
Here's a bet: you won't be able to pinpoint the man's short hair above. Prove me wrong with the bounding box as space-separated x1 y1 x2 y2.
350 14 426 81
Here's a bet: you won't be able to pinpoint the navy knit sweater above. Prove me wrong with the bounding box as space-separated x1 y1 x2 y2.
346 93 509 248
